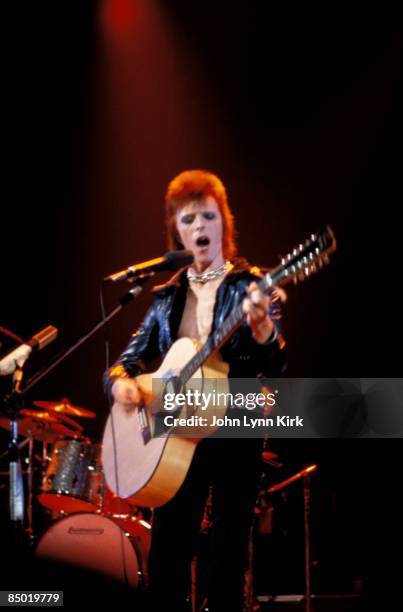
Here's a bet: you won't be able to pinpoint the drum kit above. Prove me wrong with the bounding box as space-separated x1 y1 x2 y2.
0 398 151 588
1 398 317 609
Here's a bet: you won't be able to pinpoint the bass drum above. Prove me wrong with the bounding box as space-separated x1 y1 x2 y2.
35 513 143 588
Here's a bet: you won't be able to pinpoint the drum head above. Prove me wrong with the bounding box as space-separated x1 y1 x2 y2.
36 513 139 587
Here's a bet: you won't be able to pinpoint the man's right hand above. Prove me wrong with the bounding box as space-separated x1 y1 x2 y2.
111 377 142 405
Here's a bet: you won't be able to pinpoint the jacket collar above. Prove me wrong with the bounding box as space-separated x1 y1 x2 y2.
152 256 256 298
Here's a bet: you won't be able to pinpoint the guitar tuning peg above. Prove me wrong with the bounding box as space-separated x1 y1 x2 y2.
299 243 304 251
310 263 317 274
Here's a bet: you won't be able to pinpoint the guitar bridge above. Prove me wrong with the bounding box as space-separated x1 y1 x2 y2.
137 403 151 444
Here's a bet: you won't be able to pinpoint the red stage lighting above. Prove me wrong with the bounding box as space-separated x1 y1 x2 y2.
100 0 138 36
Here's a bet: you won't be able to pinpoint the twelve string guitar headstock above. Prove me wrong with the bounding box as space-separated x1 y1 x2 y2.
265 226 337 288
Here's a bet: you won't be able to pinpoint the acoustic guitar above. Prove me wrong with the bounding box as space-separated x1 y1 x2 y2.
102 227 336 507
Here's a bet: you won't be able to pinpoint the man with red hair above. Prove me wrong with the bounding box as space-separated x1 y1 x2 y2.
108 169 286 611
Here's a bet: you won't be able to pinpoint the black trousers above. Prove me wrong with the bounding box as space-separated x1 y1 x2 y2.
148 436 262 611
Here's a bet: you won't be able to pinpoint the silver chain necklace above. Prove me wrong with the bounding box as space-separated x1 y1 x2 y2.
187 260 232 283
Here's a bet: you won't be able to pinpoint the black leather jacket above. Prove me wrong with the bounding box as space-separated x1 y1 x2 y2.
106 257 287 388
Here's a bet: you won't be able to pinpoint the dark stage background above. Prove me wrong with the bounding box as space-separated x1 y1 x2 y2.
1 0 402 605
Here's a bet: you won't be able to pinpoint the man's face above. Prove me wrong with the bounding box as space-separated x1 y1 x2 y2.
175 196 223 269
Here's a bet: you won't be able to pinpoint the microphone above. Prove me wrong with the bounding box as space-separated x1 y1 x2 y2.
104 250 194 283
0 325 58 376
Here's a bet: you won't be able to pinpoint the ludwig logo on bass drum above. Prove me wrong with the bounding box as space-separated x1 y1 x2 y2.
68 527 104 535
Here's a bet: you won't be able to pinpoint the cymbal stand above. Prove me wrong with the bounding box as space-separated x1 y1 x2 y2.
6 366 26 543
26 432 34 543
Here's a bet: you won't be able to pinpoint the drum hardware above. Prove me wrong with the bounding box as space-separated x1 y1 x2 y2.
25 432 35 542
0 435 30 460
0 469 29 476
2 362 29 539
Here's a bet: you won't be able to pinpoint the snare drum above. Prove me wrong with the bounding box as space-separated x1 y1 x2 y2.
38 439 104 513
35 513 142 587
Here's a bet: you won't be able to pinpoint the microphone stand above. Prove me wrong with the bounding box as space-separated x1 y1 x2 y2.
1 278 149 545
267 464 318 612
303 475 312 612
21 281 146 395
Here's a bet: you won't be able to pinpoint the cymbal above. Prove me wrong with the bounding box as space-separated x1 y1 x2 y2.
20 409 59 423
33 399 96 419
52 412 83 432
0 415 81 443
22 409 83 433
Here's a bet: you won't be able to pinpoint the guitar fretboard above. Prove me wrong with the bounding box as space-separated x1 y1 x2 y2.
178 272 275 385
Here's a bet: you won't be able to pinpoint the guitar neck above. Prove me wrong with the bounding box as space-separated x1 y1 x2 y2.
179 273 276 384
179 302 245 384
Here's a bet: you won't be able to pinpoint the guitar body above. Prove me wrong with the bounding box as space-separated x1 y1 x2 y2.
102 337 229 508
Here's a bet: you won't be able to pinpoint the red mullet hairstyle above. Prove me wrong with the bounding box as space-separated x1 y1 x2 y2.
165 169 237 259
